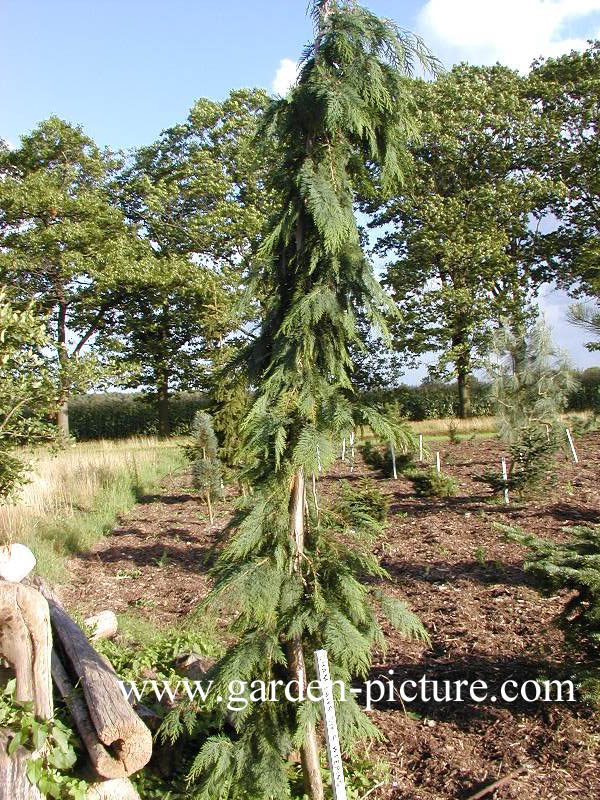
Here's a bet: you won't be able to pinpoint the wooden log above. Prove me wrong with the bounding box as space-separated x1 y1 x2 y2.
34 580 152 778
84 611 118 642
0 729 44 800
51 651 129 780
87 778 141 800
0 582 52 719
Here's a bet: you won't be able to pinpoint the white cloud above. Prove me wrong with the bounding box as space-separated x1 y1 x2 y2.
418 0 600 71
272 58 299 96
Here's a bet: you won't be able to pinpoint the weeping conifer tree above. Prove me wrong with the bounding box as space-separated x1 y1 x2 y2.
169 4 437 799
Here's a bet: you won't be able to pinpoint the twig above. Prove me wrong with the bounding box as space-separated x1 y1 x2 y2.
465 766 528 800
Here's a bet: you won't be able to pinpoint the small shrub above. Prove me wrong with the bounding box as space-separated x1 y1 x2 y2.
185 411 219 463
360 440 413 477
477 425 558 499
407 467 459 498
501 522 600 703
337 479 390 524
193 458 223 499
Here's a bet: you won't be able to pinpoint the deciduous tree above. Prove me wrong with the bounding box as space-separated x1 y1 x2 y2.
0 119 136 436
371 65 556 417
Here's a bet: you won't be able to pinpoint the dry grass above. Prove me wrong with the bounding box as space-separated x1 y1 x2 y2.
407 416 497 436
0 437 184 580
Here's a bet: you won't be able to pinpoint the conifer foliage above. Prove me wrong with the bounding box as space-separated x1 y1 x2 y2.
484 318 577 496
173 4 436 799
187 411 222 523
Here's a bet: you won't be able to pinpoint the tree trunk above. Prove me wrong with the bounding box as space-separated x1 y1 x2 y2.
457 368 472 419
57 399 69 439
0 730 44 800
287 469 324 800
57 299 71 438
157 371 170 438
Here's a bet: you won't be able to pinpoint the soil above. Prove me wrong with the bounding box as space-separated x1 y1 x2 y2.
60 431 600 799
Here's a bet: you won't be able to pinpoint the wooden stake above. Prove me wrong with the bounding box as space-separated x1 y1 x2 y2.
314 650 347 800
565 428 579 464
206 492 214 524
502 456 509 505
390 442 398 479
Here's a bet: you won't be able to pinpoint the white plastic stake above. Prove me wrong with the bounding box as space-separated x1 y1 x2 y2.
565 428 579 464
419 433 423 462
436 451 441 474
317 445 322 472
502 456 509 505
314 650 347 800
349 431 355 473
545 425 550 442
341 438 346 462
390 442 397 479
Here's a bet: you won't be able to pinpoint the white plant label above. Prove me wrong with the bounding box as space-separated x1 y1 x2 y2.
565 428 579 464
314 650 347 800
502 456 509 505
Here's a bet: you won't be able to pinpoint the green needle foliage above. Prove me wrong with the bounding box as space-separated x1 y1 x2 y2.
482 317 577 497
167 3 436 798
501 523 600 700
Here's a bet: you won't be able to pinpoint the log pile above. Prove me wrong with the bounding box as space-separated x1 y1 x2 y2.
0 563 151 800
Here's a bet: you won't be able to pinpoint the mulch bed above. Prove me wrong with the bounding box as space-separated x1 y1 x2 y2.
61 431 600 799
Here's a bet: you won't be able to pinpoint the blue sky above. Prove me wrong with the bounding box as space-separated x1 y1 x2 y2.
3 0 600 380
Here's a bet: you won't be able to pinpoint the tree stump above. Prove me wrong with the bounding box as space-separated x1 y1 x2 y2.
0 582 53 719
84 611 118 642
0 730 44 800
87 778 142 800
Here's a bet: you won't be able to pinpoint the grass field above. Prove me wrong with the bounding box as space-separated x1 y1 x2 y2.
0 437 185 581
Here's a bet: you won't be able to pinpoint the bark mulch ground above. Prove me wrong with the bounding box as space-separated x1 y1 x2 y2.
60 431 600 799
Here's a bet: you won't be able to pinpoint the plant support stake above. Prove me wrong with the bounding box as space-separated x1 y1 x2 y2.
565 428 579 464
419 433 423 462
436 451 441 474
314 650 347 800
390 441 397 479
501 456 509 505
341 438 346 462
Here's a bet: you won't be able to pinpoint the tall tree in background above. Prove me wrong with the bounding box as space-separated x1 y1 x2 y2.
371 65 556 417
0 119 136 436
0 290 55 503
112 90 272 436
529 42 600 297
181 4 436 798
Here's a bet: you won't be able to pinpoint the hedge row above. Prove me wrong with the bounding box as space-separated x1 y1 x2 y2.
69 392 209 440
69 368 599 440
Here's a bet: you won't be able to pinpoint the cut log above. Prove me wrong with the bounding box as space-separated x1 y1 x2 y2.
34 579 152 778
0 583 52 719
84 611 118 642
0 729 44 800
51 652 130 780
87 778 141 800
